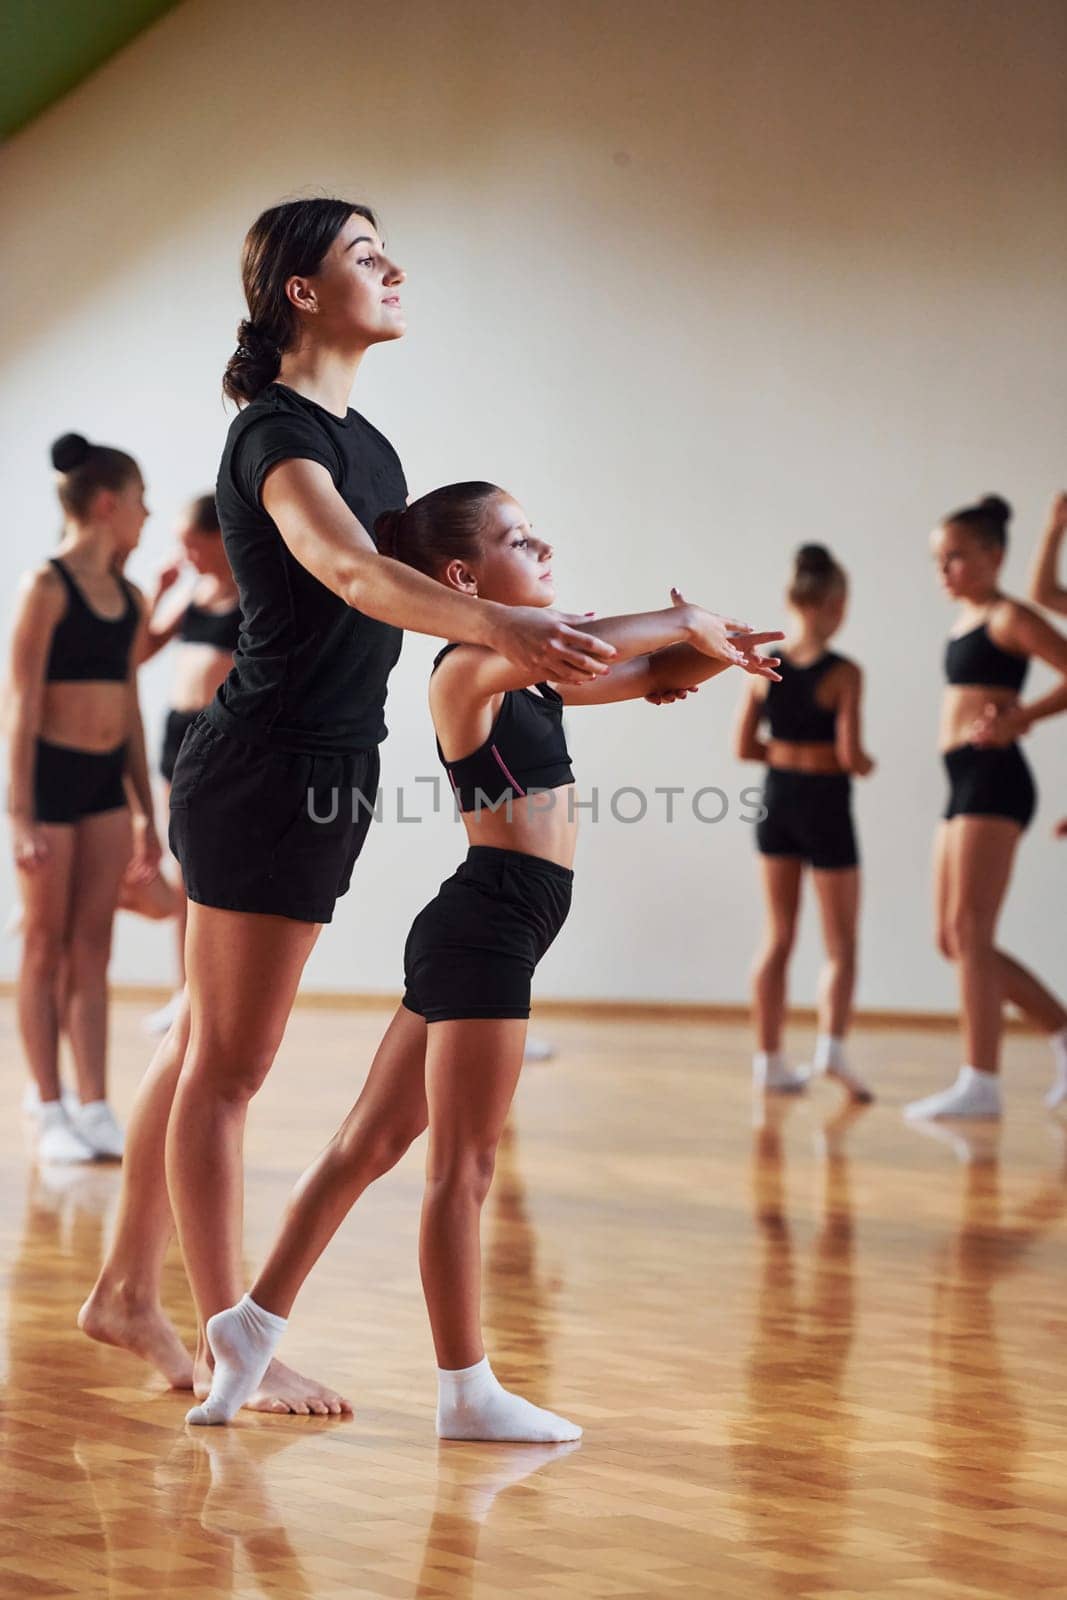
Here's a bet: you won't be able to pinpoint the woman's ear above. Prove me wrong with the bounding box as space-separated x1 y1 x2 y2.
444 558 478 596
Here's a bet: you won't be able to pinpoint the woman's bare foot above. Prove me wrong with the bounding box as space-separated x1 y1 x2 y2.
77 1278 194 1389
192 1349 352 1418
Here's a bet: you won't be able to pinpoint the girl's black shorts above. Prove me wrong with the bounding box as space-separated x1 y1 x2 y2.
160 707 201 783
168 713 380 924
943 742 1036 830
402 846 574 1023
756 768 858 871
34 738 128 825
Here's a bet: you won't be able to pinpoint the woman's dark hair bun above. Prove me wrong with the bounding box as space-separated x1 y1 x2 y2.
374 508 405 558
978 494 1012 525
51 432 91 473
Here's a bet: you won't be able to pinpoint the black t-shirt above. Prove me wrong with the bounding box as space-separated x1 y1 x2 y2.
209 382 408 754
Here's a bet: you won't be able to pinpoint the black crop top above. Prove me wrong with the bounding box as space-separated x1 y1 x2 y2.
45 558 138 683
180 600 241 652
762 651 843 743
432 644 575 812
210 383 408 754
945 622 1028 693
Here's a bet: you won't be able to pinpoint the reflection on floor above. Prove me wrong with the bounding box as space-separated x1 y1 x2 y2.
2 1002 1065 1598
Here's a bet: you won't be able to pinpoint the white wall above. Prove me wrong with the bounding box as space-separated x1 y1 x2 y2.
1 0 1064 1007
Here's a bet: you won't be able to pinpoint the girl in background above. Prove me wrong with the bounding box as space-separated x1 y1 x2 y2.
186 480 782 1433
6 433 161 1162
137 493 240 1034
735 545 875 1102
908 495 1067 1119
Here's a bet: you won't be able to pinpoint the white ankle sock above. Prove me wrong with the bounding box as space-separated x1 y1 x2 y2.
186 1295 287 1426
753 1051 808 1093
905 1065 1001 1121
812 1034 873 1102
436 1356 582 1443
1046 1027 1067 1110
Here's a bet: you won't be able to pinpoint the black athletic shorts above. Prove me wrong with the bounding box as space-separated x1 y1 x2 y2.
168 714 380 924
34 738 128 825
943 742 1036 830
160 708 201 784
755 768 858 870
402 846 573 1023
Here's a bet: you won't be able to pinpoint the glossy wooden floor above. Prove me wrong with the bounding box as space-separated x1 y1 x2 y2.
2 1001 1066 1599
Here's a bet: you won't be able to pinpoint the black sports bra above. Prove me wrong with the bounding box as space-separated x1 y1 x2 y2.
45 558 138 683
432 644 574 813
763 651 843 743
180 599 241 652
945 621 1028 693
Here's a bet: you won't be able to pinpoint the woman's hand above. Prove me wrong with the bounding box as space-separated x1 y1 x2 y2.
671 588 783 679
492 607 617 684
970 700 1031 747
12 817 49 873
125 815 163 886
645 685 701 705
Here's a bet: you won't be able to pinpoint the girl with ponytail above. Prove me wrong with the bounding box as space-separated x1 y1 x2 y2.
188 480 783 1433
907 496 1067 1119
6 433 160 1162
735 543 876 1102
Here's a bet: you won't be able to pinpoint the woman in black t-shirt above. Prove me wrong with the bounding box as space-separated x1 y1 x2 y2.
79 197 617 1414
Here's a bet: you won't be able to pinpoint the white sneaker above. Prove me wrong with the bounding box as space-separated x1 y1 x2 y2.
37 1105 96 1164
22 1082 79 1118
143 991 183 1036
523 1035 557 1063
69 1100 125 1159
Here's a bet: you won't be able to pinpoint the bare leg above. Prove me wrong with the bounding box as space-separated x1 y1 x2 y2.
167 903 321 1324
66 807 132 1104
419 1018 527 1371
952 817 1021 1074
78 993 195 1387
751 857 802 1055
17 825 76 1103
994 949 1067 1033
811 868 859 1038
187 1007 430 1425
252 1005 429 1317
811 867 870 1102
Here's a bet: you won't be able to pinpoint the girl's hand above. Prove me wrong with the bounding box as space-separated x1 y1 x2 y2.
494 607 616 684
12 818 49 873
971 701 1030 746
671 588 784 679
153 558 183 599
853 752 876 778
125 817 163 886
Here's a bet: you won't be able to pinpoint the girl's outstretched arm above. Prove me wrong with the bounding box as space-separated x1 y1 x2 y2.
442 590 782 707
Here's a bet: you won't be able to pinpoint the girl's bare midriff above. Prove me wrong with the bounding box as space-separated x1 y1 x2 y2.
40 682 129 752
170 642 233 714
460 784 579 869
765 738 844 775
940 683 1019 753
